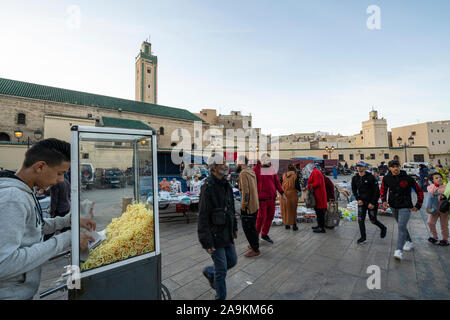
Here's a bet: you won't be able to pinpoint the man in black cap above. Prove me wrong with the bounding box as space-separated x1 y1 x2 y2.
352 161 387 244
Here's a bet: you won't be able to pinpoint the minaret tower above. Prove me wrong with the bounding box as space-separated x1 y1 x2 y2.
135 41 158 104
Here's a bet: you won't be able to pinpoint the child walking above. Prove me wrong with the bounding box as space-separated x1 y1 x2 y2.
426 172 449 246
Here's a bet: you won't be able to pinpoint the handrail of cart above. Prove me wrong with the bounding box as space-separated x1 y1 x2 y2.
49 250 71 262
39 283 68 299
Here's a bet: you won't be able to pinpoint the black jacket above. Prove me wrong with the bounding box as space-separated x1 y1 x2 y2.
380 170 424 209
351 171 380 206
198 175 238 249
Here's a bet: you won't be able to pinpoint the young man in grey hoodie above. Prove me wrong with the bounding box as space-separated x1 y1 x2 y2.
0 138 96 300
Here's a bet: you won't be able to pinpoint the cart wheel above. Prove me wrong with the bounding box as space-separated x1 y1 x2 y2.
161 284 171 300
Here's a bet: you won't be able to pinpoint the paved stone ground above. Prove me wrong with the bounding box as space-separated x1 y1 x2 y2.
35 202 450 300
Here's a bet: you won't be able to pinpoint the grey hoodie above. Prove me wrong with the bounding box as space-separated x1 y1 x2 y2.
0 171 71 300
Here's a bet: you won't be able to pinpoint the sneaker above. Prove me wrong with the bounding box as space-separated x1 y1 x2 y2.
403 241 414 251
394 250 403 261
439 240 449 247
380 226 387 239
311 225 320 230
261 235 274 244
428 237 438 244
357 238 368 245
285 225 291 230
292 224 299 231
202 269 215 289
313 228 326 233
244 249 261 258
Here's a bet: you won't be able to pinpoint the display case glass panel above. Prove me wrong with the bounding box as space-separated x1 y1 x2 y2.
73 129 158 274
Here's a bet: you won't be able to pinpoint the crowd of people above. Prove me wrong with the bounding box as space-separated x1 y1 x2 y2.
197 154 450 300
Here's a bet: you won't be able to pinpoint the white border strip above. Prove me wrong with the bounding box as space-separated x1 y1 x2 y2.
70 129 80 268
81 252 158 278
76 126 155 136
152 135 160 255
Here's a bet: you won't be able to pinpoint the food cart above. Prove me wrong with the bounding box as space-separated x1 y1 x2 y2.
68 125 161 300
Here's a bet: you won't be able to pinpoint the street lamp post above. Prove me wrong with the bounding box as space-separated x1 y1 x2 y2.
324 146 335 159
396 136 414 163
13 129 23 143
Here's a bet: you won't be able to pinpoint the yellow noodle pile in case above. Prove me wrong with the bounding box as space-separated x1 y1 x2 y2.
81 202 155 271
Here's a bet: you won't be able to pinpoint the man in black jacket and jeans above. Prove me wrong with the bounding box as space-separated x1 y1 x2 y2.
381 160 424 261
198 154 238 300
352 161 387 244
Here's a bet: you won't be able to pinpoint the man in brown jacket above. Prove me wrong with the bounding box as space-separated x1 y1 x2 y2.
237 156 260 257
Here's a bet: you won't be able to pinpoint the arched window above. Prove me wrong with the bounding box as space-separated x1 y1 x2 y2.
159 127 164 135
17 113 26 125
0 132 10 142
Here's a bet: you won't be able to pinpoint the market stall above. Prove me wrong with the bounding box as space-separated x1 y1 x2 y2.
68 126 161 300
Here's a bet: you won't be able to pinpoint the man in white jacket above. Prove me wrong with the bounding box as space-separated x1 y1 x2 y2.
0 138 95 300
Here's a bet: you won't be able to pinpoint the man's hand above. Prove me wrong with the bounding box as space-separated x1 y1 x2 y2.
368 203 375 210
233 231 238 239
382 202 389 209
80 218 96 232
411 207 419 212
206 248 215 255
80 233 95 251
358 200 364 206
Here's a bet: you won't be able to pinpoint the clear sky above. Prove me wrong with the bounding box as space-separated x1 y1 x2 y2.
1 0 449 136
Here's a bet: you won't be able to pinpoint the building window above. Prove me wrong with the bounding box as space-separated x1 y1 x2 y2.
444 141 446 144
411 131 416 136
413 154 425 162
338 154 344 161
159 127 164 135
17 113 26 125
438 141 441 144
360 154 364 160
323 154 328 160
432 141 435 145
349 154 354 160
203 113 207 116
431 129 433 133
248 121 251 127
87 114 92 118
195 131 199 138
114 142 122 146
82 153 89 159
192 143 197 150
232 123 235 127
384 154 389 160
147 69 151 74
148 85 151 88
437 129 440 133
370 154 376 160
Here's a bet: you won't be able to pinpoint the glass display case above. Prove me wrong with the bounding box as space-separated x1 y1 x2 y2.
69 126 161 299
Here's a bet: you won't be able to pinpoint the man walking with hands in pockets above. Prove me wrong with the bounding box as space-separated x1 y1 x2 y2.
198 154 238 300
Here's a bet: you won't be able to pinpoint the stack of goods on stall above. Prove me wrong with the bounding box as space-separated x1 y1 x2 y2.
340 201 358 221
81 202 155 271
272 205 316 225
378 199 392 216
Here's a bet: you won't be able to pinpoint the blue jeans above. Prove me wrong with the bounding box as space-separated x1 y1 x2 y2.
204 243 238 300
392 208 412 250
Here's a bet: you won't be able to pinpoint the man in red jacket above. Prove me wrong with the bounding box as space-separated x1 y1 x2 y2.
306 163 328 233
253 154 286 244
